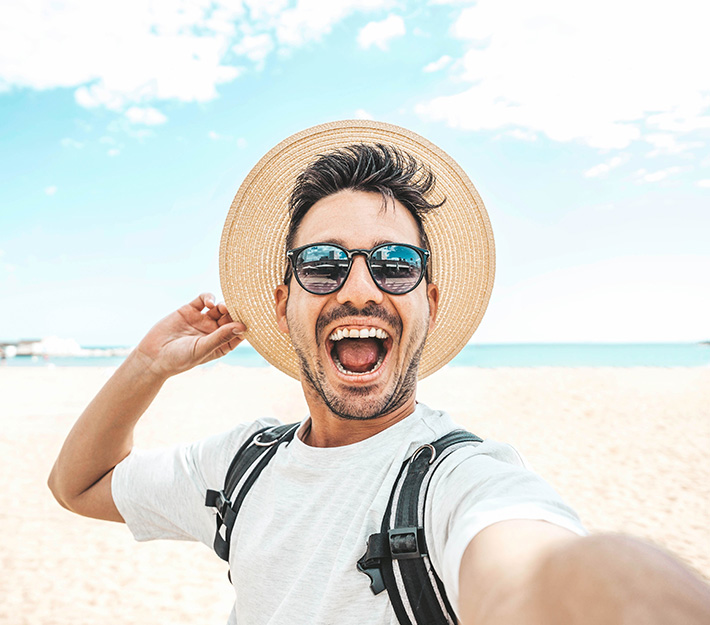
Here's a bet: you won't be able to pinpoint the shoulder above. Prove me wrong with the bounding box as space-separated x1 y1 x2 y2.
415 403 524 467
116 417 286 494
427 436 576 521
187 416 285 488
409 406 578 536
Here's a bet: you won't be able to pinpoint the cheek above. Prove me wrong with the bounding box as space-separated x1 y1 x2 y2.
397 297 432 342
285 295 323 342
399 292 430 322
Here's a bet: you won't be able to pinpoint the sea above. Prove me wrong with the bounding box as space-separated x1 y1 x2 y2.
3 343 709 368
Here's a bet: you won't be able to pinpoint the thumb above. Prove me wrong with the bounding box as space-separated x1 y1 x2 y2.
195 322 245 361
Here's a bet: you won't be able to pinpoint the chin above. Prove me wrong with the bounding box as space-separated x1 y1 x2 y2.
315 358 420 422
324 386 394 421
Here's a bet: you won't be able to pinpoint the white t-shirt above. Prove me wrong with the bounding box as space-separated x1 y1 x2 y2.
112 403 585 624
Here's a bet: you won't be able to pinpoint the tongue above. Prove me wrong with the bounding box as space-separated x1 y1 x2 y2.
334 338 380 373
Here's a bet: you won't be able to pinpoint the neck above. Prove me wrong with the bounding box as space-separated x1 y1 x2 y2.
301 392 417 447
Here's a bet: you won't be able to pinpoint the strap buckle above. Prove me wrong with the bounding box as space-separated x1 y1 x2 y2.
388 527 425 560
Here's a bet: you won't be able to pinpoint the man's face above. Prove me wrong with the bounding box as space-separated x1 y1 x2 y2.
274 189 438 421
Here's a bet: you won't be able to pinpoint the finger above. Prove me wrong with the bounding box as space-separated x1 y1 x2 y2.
206 304 222 321
194 323 245 361
211 331 246 361
210 302 232 325
188 292 216 312
217 312 239 328
228 319 245 332
211 334 243 359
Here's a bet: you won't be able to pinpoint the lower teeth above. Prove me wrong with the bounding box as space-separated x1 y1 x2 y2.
334 352 385 376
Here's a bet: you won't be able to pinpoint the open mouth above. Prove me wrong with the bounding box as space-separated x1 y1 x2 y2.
327 326 392 376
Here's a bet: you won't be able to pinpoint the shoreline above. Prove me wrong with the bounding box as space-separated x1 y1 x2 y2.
3 341 709 370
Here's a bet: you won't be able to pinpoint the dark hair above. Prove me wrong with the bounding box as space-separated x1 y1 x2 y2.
285 143 444 282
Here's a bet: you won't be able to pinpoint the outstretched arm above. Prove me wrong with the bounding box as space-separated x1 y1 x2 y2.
47 293 245 522
459 520 710 625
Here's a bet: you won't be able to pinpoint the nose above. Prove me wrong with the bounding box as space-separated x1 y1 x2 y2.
336 254 384 307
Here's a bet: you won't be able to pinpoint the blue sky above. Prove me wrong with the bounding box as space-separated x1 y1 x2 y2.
1 0 708 346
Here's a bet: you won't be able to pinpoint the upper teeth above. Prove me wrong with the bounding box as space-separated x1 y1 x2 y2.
329 327 389 341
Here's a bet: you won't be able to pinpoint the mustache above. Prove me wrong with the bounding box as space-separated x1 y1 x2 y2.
316 303 402 343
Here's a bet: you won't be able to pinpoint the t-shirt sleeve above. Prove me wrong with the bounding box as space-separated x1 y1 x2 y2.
425 440 587 615
111 418 281 547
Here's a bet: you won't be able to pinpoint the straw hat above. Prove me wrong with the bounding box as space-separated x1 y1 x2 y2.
220 120 495 380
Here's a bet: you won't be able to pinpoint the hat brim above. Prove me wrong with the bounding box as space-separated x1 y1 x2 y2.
219 120 495 380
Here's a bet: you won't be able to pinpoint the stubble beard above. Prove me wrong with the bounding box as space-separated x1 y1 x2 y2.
288 309 429 421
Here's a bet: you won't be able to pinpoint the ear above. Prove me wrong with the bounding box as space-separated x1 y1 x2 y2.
274 284 290 335
426 282 439 333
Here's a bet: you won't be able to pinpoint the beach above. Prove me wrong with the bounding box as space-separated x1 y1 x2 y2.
1 364 708 624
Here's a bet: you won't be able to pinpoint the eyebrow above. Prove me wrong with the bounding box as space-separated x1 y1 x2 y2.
317 238 400 249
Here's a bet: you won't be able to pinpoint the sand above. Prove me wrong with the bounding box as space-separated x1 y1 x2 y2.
1 364 708 624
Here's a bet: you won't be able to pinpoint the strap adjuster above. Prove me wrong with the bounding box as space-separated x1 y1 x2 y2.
205 489 231 518
388 527 426 560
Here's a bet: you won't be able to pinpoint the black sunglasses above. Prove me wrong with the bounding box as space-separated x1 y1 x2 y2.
286 242 430 295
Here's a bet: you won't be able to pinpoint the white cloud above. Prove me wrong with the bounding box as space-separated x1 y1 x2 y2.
107 148 121 157
354 108 374 120
635 166 682 183
0 0 399 126
0 0 243 112
75 84 126 111
45 185 57 196
644 133 704 157
276 0 395 47
232 33 274 65
584 154 629 178
124 106 167 125
357 15 405 51
243 0 290 22
697 179 710 188
646 96 710 133
416 0 710 150
505 128 537 141
423 55 452 73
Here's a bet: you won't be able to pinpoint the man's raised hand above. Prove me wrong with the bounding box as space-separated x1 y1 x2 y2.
135 293 246 378
47 292 245 520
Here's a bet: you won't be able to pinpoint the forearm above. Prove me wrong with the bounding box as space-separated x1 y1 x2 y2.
459 521 710 625
534 534 710 625
460 531 710 625
48 349 168 514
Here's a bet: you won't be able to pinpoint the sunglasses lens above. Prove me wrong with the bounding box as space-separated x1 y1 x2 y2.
370 245 424 294
294 244 350 294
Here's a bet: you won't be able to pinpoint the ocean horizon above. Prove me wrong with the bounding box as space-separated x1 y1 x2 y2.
3 342 709 368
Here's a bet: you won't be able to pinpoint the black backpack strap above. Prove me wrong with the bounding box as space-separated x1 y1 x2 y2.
205 422 299 562
358 430 483 625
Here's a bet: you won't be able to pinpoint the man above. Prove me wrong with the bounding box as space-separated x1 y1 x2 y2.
49 121 710 624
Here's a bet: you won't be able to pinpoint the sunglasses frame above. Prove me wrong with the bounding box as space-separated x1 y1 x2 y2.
286 242 430 296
